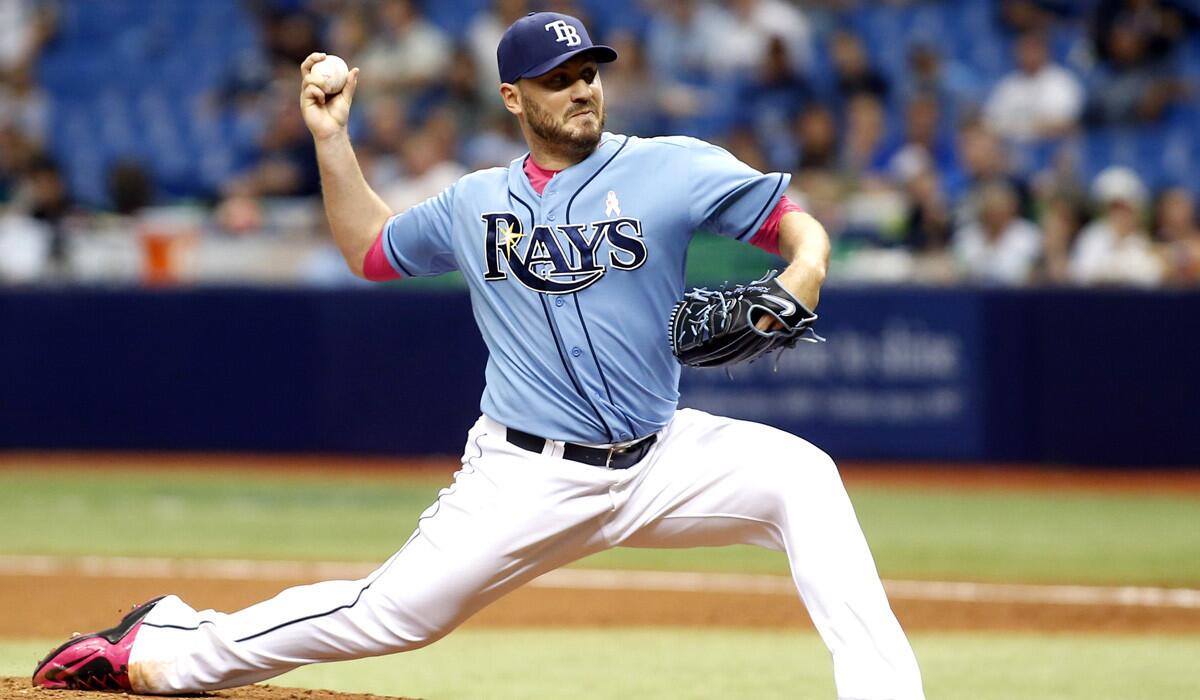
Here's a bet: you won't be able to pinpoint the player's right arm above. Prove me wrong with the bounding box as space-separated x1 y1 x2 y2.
300 52 392 278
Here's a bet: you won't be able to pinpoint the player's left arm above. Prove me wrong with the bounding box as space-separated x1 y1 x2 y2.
775 211 831 311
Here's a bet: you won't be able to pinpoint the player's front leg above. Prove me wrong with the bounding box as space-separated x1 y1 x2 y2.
37 417 617 694
615 408 924 700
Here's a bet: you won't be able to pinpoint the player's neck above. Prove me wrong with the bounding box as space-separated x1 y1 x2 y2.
527 147 591 170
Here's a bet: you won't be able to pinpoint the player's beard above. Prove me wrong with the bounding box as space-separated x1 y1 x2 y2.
522 92 605 158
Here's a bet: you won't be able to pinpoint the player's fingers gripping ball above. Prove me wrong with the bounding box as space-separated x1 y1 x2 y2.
669 270 824 368
310 54 349 94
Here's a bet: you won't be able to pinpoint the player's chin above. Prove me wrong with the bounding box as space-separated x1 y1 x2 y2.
562 119 602 146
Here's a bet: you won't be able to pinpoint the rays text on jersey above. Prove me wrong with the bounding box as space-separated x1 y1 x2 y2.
481 212 648 294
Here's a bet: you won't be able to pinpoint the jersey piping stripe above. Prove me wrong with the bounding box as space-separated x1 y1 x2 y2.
510 190 614 442
564 136 637 437
383 228 416 277
735 173 786 243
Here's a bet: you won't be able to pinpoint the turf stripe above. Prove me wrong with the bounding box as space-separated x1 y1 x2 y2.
2 555 1198 609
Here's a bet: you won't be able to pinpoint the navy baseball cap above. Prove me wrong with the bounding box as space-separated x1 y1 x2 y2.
497 12 617 84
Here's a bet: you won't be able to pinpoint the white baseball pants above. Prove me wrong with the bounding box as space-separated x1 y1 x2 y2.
128 409 924 699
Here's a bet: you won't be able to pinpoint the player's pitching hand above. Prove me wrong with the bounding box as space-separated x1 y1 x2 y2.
300 53 359 141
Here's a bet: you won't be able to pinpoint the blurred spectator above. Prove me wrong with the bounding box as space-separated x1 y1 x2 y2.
644 0 720 83
643 0 728 132
357 0 451 102
0 123 38 204
953 180 1043 284
828 29 889 103
466 0 529 95
0 64 49 145
3 153 73 276
412 44 489 141
0 209 50 282
461 114 527 170
223 93 320 199
261 6 319 67
840 93 889 179
1038 192 1087 283
601 31 663 138
738 35 813 170
357 97 410 188
900 41 984 121
379 118 467 212
795 103 838 174
1086 22 1186 124
1154 186 1200 284
19 153 73 231
1092 0 1197 64
946 120 1030 220
108 161 156 216
884 92 958 186
325 4 372 61
0 0 56 75
902 167 954 260
710 0 814 79
1068 166 1164 285
983 30 1084 142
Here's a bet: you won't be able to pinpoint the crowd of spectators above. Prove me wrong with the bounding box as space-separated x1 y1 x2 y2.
2 0 1200 287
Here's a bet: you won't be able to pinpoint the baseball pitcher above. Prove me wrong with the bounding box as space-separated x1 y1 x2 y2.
34 12 923 700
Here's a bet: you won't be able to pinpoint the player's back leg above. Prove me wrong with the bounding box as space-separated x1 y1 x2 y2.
611 408 924 700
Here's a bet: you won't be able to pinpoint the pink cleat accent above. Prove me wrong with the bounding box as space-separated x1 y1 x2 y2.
32 597 164 691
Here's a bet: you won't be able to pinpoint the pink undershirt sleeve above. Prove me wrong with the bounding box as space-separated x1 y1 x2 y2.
362 228 402 282
748 195 804 256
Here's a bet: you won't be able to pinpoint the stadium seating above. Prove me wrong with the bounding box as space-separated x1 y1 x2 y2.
31 0 1200 207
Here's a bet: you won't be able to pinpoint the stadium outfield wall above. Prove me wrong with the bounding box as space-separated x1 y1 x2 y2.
1 287 1195 466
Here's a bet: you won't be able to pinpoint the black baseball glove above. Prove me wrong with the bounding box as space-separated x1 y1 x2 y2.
668 270 823 368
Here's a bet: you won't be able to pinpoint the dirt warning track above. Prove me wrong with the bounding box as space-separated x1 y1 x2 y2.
3 555 1200 638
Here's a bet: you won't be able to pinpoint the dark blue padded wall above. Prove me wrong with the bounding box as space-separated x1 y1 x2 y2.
2 287 1197 465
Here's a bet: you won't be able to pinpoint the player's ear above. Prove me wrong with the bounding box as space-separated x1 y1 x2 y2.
499 82 522 116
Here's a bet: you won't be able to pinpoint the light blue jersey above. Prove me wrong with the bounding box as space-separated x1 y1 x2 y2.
381 133 790 444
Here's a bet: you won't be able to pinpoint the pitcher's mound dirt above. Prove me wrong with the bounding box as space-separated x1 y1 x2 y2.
0 678 419 700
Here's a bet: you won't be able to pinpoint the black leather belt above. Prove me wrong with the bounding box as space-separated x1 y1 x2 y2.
506 427 657 469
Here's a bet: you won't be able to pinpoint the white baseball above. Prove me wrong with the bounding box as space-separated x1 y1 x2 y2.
311 54 349 95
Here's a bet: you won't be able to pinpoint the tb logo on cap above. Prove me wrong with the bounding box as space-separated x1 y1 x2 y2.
544 19 582 47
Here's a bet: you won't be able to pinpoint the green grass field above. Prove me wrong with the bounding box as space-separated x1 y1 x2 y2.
3 465 1200 699
3 469 1199 584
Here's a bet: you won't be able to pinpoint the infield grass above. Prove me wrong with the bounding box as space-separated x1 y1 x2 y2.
3 632 1199 700
2 467 1199 585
